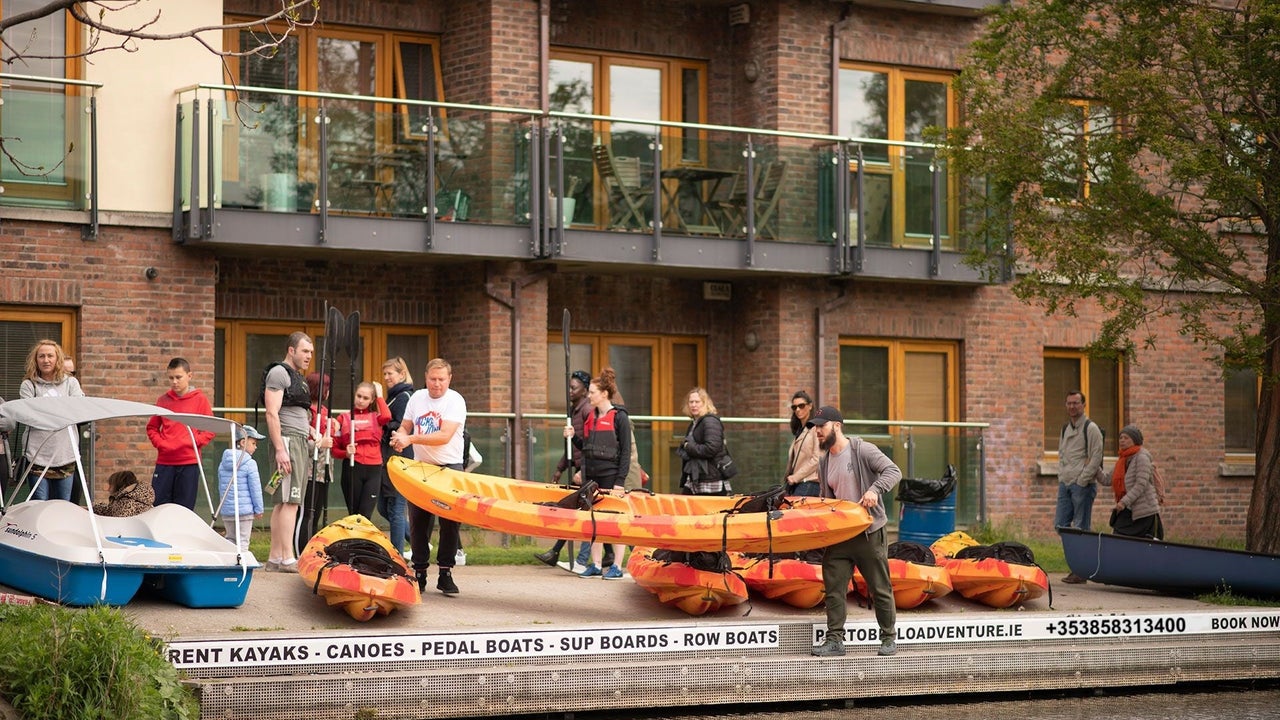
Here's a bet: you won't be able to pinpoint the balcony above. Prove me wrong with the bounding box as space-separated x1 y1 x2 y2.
0 73 101 238
172 84 994 283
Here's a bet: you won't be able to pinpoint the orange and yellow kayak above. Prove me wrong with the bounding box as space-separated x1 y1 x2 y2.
941 557 1047 608
854 559 954 609
386 457 873 553
297 514 420 621
627 547 748 616
734 553 829 609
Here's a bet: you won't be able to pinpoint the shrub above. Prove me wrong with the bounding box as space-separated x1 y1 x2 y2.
0 604 197 720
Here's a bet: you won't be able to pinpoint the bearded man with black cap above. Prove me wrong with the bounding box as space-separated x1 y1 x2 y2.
807 405 902 658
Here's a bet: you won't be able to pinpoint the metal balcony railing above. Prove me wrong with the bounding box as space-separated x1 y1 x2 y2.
174 83 995 276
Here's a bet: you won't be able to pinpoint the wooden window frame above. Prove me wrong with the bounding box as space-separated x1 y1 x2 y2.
1043 348 1125 458
837 63 959 249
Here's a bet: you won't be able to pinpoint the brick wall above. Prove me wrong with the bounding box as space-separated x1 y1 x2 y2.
0 221 216 491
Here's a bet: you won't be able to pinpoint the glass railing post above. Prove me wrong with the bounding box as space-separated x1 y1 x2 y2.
930 154 942 277
84 94 99 240
651 127 663 259
316 106 329 244
203 97 215 240
832 144 847 271
540 121 552 252
904 425 915 478
426 118 438 249
172 103 185 242
524 425 537 481
977 427 987 525
529 123 543 255
187 98 202 240
553 125 566 254
743 135 757 262
854 144 865 272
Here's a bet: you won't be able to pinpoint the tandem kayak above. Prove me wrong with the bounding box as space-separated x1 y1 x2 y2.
386 457 873 553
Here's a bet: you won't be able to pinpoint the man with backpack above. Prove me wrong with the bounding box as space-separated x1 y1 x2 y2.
1057 390 1104 583
807 406 902 658
263 332 331 573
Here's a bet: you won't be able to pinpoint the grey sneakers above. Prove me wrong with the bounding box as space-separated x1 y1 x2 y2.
811 633 897 657
811 636 845 657
878 636 897 656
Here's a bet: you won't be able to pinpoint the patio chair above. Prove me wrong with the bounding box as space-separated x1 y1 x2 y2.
592 144 651 230
753 160 787 239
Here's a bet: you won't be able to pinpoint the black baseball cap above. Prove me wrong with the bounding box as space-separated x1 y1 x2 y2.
806 406 843 427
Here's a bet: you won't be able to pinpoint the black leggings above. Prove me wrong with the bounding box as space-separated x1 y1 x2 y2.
341 462 381 518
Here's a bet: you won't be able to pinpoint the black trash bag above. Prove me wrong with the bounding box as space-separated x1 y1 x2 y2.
895 464 956 504
650 549 732 573
954 541 1036 567
887 541 936 565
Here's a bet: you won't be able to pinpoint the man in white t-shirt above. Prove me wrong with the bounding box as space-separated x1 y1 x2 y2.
390 357 466 596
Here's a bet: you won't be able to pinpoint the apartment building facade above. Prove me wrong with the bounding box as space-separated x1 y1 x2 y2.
0 0 1258 540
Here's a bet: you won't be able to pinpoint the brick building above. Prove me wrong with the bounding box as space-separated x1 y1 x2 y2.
0 0 1258 541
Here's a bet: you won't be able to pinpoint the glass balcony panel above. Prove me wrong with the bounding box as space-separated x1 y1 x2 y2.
217 96 309 213
0 85 89 209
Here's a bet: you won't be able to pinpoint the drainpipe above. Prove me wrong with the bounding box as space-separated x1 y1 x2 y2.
485 266 550 479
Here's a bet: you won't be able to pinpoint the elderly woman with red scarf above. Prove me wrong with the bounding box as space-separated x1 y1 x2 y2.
1099 425 1164 539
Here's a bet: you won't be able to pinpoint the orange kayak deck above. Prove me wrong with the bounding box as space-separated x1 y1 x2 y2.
298 514 420 621
627 548 749 616
387 457 873 553
942 557 1048 608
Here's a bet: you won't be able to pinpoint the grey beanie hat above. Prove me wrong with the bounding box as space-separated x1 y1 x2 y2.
1119 425 1144 446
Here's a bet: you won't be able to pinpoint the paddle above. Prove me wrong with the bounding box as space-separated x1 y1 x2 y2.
562 308 575 567
344 311 362 471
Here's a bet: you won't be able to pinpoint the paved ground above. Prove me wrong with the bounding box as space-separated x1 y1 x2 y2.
121 563 1222 640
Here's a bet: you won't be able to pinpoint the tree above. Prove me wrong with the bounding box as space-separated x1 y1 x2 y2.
1 0 320 175
949 0 1280 552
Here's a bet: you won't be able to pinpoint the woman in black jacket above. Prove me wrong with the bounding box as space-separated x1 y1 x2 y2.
677 387 730 495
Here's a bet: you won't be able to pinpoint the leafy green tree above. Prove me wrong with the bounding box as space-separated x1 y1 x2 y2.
949 0 1280 552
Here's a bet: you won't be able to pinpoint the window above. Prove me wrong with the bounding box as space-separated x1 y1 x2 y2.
1 0 85 207
838 64 956 248
839 339 959 476
214 320 434 415
220 19 442 213
0 306 77 400
548 51 707 226
1224 364 1259 454
543 332 704 493
1043 350 1122 456
1042 100 1113 202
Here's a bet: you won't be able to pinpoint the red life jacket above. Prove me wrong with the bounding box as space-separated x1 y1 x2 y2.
583 407 621 461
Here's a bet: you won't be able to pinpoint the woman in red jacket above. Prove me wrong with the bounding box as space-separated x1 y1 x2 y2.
333 381 393 518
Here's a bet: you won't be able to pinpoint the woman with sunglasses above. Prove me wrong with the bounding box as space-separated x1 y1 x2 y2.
784 391 822 496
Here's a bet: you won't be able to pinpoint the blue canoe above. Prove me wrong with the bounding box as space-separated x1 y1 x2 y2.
1058 527 1280 599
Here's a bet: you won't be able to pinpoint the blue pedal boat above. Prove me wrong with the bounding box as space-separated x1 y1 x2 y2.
0 396 257 607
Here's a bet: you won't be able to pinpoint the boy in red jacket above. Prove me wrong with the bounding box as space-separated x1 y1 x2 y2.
146 357 215 510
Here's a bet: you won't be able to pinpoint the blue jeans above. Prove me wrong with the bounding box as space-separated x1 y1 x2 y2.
30 473 74 501
1054 482 1097 531
377 491 408 554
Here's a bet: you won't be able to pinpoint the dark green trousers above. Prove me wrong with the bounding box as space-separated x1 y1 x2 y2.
821 527 896 641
